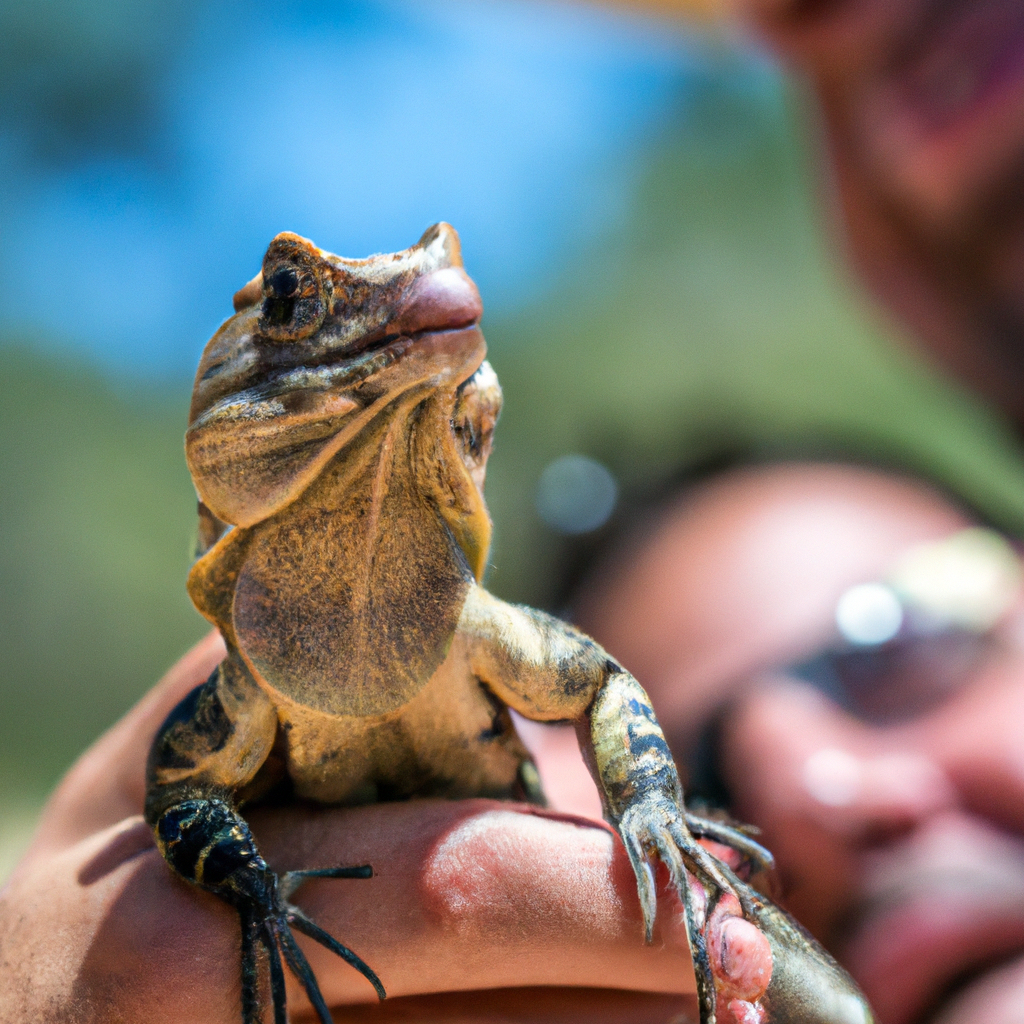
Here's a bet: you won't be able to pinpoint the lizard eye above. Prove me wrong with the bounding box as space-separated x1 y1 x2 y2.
267 267 298 298
262 268 299 327
258 233 332 341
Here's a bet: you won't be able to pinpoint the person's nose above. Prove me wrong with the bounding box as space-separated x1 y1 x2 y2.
719 677 955 937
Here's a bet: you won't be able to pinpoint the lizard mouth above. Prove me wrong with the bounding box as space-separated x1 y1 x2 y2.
392 266 482 338
334 266 483 360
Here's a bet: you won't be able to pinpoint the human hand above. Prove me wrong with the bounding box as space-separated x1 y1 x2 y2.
0 632 704 1023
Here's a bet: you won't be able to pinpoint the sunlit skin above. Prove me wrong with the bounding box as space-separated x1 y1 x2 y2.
575 462 1024 1024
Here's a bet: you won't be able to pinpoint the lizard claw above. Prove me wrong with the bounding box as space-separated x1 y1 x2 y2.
618 794 745 938
156 799 385 1024
617 793 870 1024
617 793 738 1022
243 865 385 1024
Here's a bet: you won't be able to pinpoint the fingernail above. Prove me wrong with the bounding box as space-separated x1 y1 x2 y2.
718 916 773 1002
728 997 768 1024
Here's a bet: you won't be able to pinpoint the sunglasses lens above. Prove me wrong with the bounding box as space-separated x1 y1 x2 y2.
790 629 994 724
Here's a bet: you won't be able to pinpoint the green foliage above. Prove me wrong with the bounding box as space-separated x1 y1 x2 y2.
0 350 206 798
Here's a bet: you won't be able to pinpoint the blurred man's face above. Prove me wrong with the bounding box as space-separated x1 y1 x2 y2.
734 0 1024 423
575 463 1024 1024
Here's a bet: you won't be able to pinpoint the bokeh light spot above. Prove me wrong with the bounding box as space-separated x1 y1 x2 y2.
835 583 903 646
535 455 618 535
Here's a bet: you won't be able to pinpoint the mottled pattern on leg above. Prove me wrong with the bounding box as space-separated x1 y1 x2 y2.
145 653 278 824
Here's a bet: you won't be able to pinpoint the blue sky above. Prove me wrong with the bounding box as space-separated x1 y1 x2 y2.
0 0 776 378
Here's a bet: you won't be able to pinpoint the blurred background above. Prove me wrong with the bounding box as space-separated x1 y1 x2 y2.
4 0 1024 875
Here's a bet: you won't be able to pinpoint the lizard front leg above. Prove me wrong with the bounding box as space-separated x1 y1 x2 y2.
459 585 873 1024
145 651 384 1024
582 669 769 1020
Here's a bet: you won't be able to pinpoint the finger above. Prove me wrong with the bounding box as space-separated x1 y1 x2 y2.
252 799 698 1008
1 802 698 1023
26 630 226 860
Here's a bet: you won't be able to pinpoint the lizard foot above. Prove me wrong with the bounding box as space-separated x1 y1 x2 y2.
617 794 872 1024
156 799 385 1024
618 792 767 1024
684 811 774 880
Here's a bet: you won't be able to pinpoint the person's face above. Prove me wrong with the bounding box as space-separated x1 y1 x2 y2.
733 0 1024 424
574 463 1024 1024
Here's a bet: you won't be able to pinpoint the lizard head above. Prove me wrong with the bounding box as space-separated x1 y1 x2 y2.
190 222 485 423
186 224 500 579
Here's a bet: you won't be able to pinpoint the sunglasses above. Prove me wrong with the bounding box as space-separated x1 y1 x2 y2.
684 528 1022 807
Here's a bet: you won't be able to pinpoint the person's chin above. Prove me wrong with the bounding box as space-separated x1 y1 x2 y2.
836 812 1024 1024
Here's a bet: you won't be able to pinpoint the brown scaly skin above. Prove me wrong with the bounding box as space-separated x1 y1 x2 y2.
145 223 873 1024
